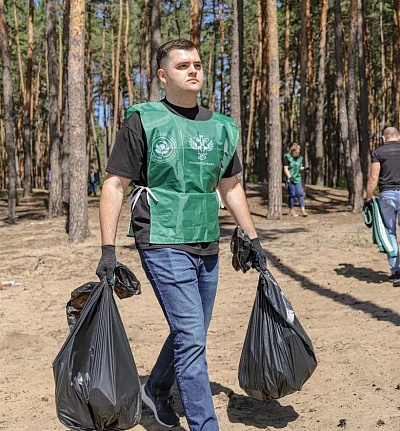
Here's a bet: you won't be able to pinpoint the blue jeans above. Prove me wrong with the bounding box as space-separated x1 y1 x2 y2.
139 248 219 431
287 182 305 208
379 190 400 274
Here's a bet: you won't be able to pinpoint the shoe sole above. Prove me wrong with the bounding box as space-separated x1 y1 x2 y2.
141 384 179 428
393 280 400 287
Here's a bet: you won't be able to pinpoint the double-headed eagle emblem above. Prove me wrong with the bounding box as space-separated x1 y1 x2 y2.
189 135 214 160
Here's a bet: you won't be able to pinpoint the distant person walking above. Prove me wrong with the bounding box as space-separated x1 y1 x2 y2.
365 126 400 286
88 167 99 196
283 143 309 217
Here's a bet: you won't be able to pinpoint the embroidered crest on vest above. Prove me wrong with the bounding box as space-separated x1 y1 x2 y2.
151 133 177 163
189 135 214 160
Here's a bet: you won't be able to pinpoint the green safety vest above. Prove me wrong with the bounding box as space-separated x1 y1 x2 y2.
125 102 239 244
285 153 303 184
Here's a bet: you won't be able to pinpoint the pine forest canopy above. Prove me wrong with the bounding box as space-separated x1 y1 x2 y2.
0 0 398 230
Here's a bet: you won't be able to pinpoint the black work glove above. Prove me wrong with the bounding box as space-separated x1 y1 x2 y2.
363 200 372 212
96 245 117 284
250 238 267 272
304 166 310 171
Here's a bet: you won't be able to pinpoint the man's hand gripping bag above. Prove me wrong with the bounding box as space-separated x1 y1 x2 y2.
53 279 141 430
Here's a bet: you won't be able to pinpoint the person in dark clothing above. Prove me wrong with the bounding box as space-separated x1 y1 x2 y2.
96 39 266 431
88 167 99 196
365 126 400 286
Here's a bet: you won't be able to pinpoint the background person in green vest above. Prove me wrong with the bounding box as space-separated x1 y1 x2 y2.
96 39 266 431
283 143 310 217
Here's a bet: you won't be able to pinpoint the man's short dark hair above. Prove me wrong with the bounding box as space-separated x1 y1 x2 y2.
156 39 198 69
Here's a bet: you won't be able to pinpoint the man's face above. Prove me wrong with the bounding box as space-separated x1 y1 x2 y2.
158 48 203 96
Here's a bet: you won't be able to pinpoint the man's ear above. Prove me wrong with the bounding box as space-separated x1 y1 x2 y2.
158 68 167 84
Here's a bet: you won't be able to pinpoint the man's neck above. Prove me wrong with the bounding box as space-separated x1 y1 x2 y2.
164 93 198 109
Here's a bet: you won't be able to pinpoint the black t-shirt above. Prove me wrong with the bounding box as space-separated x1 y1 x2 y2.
371 141 400 192
106 98 242 255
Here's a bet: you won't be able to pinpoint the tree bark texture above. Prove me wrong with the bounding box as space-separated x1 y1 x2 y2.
314 0 328 186
23 0 34 197
230 0 243 184
299 0 308 155
0 0 17 222
47 0 63 217
257 0 267 183
348 0 364 212
357 0 370 188
190 0 200 48
149 0 161 101
334 0 353 203
266 0 282 219
68 0 89 242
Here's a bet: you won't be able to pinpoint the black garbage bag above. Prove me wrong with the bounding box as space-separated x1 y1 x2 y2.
231 226 317 400
66 262 141 330
238 269 318 400
53 279 141 430
113 262 141 299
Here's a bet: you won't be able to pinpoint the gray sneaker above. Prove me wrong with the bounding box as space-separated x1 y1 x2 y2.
141 383 180 428
393 276 400 287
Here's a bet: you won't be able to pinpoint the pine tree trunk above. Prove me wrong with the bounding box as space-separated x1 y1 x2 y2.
357 0 370 187
266 0 282 219
218 1 226 113
110 0 123 152
379 0 387 131
124 1 134 105
0 0 17 222
304 1 314 186
47 0 63 217
348 0 364 212
230 0 243 184
246 70 257 177
314 0 328 186
334 0 352 203
61 0 70 206
282 0 292 152
68 0 89 242
393 0 400 127
257 0 267 183
299 0 308 155
101 14 110 164
23 0 34 197
139 0 149 102
86 1 94 166
149 0 161 101
190 0 200 48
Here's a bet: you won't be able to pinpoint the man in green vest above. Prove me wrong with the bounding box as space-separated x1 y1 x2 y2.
96 39 265 431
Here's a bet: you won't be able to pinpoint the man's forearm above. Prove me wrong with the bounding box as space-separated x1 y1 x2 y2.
365 179 378 201
218 177 258 239
99 177 126 245
365 162 381 201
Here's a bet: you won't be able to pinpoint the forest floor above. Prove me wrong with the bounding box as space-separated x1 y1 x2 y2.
1 183 400 431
